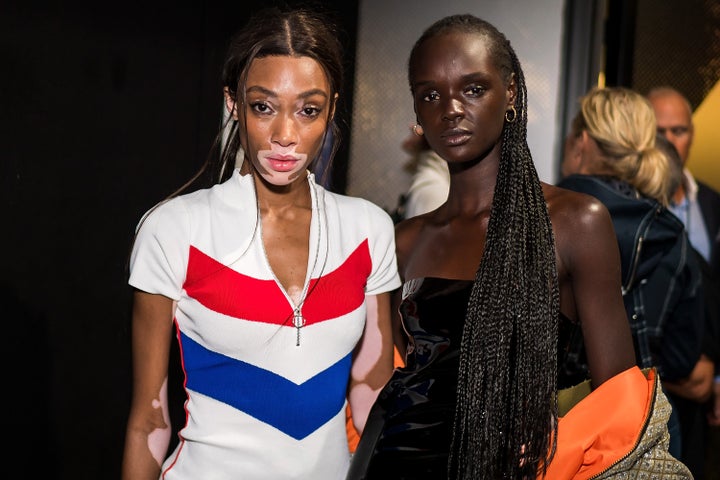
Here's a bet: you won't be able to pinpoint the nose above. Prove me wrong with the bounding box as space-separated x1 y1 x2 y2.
666 132 682 145
271 114 298 147
442 97 464 122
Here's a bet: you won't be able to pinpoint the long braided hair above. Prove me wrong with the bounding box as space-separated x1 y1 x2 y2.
409 15 560 479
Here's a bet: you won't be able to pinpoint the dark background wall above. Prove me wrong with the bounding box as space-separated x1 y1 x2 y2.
0 1 357 477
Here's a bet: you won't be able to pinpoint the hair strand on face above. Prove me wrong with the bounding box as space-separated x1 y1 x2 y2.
165 6 345 199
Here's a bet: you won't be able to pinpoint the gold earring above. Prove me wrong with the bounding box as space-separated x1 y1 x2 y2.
505 106 517 123
412 124 424 136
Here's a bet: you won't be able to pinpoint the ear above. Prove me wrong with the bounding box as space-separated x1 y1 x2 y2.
561 131 583 177
571 130 594 161
223 87 238 121
573 130 597 174
506 72 517 108
579 130 593 152
328 93 340 123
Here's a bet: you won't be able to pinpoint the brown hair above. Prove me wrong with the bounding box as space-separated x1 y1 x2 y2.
176 6 344 196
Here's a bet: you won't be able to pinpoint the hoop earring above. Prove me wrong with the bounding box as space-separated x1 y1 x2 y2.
412 124 424 136
505 106 517 123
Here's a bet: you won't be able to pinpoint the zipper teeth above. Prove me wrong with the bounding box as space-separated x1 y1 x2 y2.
623 236 644 295
588 371 657 479
622 206 662 295
258 177 320 313
257 219 310 310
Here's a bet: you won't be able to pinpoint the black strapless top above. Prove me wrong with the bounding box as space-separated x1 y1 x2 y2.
347 277 471 480
346 277 577 480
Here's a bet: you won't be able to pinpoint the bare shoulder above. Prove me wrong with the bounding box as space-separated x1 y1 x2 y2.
542 182 618 277
542 182 613 235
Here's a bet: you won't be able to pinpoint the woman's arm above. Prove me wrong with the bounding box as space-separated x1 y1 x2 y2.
121 290 175 480
559 194 637 388
347 292 395 435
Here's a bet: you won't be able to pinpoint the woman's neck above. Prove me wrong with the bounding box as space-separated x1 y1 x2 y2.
253 171 312 214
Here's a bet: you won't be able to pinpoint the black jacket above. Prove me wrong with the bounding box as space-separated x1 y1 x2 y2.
673 179 720 365
697 179 720 278
557 175 705 386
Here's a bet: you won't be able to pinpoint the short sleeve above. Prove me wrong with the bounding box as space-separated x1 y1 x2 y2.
128 199 190 300
364 204 401 296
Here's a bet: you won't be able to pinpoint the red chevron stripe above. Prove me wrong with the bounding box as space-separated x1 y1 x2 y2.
183 240 371 326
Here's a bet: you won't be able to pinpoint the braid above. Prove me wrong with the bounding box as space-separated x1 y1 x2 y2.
432 17 560 480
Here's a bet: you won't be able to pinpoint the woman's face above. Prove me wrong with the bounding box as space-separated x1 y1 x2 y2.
235 55 334 186
410 32 515 165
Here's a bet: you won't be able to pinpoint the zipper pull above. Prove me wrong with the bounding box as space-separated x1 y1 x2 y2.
293 308 306 346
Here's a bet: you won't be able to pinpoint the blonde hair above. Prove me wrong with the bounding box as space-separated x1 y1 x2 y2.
571 86 672 206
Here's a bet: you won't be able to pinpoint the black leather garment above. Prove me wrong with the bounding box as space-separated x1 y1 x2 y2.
347 278 470 480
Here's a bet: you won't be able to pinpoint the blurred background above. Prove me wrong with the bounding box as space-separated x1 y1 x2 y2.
2 0 719 477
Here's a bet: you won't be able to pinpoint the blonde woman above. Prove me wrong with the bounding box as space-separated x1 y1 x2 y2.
560 87 674 205
559 86 708 462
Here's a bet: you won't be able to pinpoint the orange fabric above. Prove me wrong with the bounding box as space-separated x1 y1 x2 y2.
346 347 406 452
345 409 361 452
541 366 654 480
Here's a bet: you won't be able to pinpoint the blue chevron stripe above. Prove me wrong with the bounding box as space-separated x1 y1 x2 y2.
179 332 351 440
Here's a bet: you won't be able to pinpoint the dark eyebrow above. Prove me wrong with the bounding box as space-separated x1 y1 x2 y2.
245 85 328 100
657 125 690 132
299 89 329 100
461 71 490 83
246 85 275 97
411 79 433 91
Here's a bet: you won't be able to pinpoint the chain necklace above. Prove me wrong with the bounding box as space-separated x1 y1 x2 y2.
294 177 329 345
291 182 321 346
258 174 328 346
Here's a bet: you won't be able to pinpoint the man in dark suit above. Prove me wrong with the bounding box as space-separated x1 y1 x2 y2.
648 87 720 273
649 86 720 479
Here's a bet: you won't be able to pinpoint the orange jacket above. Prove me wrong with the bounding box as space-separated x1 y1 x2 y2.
542 366 655 479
